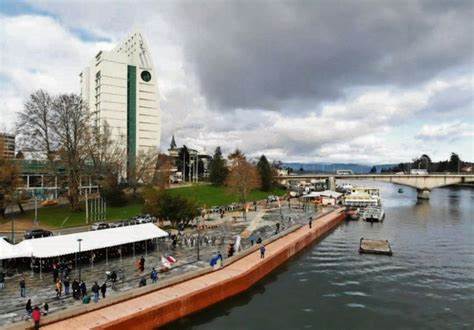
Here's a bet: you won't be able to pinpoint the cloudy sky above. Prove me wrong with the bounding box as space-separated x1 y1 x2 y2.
0 0 472 164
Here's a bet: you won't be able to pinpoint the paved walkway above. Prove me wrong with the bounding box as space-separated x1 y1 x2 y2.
1 205 314 328
43 208 342 329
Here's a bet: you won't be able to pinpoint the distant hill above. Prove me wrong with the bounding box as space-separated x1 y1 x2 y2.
282 163 396 174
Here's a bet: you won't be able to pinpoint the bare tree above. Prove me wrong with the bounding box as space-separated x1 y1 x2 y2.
226 153 260 219
130 148 160 195
0 139 23 218
16 90 57 160
85 122 126 188
153 153 173 190
52 94 90 211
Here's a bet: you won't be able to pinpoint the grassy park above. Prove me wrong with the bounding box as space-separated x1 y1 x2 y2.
1 184 286 229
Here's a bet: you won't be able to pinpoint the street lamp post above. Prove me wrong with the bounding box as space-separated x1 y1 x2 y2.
197 217 201 261
77 238 83 281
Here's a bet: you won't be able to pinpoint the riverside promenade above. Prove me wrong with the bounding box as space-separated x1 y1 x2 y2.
34 208 345 329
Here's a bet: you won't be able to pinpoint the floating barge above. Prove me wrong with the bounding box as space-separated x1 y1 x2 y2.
359 238 392 256
361 206 385 222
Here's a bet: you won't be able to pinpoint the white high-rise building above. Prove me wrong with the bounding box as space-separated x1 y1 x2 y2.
80 32 160 177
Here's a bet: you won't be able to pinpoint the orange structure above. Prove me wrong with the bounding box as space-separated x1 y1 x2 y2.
41 209 345 330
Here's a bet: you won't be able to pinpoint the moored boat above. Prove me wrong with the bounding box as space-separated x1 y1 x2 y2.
361 206 385 222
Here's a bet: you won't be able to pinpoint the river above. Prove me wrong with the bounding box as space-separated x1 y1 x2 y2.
165 182 474 330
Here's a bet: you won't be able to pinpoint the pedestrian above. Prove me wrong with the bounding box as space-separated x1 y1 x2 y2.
72 279 79 299
150 268 158 283
139 277 147 287
275 222 280 234
227 243 235 258
91 281 100 303
55 279 62 298
52 265 59 283
110 271 117 290
249 235 255 246
82 294 91 304
26 299 32 315
64 277 70 295
80 280 87 298
100 282 107 298
139 256 145 272
43 302 49 315
309 217 313 229
0 270 5 289
260 245 266 259
32 306 41 330
19 275 26 297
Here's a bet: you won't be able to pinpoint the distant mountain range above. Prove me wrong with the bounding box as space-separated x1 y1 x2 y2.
282 163 396 174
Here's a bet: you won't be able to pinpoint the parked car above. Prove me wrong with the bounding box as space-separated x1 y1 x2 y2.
91 222 110 230
267 195 278 202
24 229 53 239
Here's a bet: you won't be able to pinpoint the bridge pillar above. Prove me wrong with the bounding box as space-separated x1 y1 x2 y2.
417 189 431 200
327 176 336 191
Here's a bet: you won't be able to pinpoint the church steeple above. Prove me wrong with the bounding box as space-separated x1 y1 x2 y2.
170 135 177 149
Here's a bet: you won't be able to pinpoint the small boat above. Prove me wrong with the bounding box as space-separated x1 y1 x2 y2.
398 188 404 193
346 208 360 221
361 207 385 222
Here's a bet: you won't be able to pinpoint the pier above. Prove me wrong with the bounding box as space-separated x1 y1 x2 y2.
19 209 346 329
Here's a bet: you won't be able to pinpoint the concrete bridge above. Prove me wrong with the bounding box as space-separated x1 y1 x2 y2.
277 174 474 199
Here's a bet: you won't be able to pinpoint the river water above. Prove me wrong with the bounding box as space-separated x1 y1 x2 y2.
165 182 474 330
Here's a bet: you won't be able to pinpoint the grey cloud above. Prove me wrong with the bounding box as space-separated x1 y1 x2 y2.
169 0 473 111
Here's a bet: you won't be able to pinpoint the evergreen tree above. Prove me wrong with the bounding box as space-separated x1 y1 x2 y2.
176 145 190 181
448 153 461 173
257 155 273 191
369 166 377 173
209 147 228 186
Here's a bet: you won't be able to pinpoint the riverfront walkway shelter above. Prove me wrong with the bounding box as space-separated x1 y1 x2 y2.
0 223 168 260
301 190 343 206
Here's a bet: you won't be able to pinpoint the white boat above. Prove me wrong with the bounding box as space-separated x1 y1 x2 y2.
361 207 385 222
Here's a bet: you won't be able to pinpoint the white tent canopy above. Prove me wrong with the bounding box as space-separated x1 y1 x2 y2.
0 223 168 260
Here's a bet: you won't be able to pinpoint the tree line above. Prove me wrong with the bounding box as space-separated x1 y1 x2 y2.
0 90 171 217
381 153 469 173
208 147 279 204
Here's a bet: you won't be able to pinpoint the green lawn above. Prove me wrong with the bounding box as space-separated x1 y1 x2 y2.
12 184 286 229
17 202 144 228
168 184 286 207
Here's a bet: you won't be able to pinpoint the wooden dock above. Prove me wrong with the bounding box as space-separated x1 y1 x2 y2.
359 238 392 256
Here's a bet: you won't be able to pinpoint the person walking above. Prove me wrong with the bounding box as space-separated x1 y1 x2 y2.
19 276 26 297
91 282 100 303
0 270 5 289
72 279 79 299
43 302 49 316
260 245 266 259
32 306 41 330
55 279 62 298
64 277 70 295
100 282 107 299
110 271 117 290
80 280 87 298
309 217 313 229
25 299 32 315
52 265 59 283
139 256 145 272
150 268 158 283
